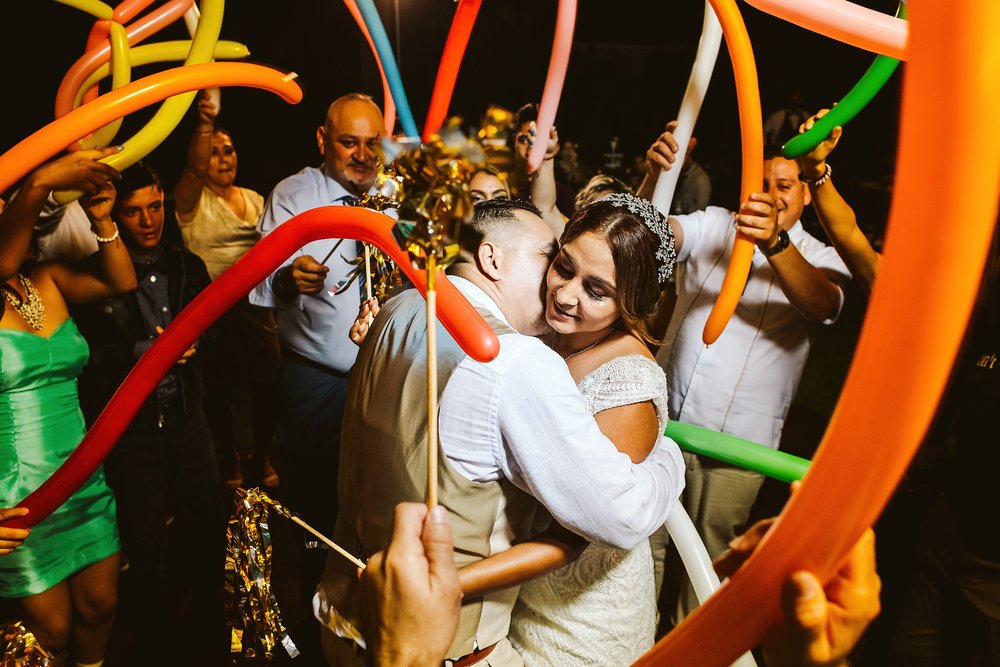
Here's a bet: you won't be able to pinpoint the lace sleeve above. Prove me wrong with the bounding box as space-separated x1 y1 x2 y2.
576 355 670 430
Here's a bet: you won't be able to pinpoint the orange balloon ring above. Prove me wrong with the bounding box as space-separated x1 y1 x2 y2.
634 0 1000 663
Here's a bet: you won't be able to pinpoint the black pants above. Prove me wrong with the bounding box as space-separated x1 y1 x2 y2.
275 356 349 611
202 299 281 482
104 408 223 662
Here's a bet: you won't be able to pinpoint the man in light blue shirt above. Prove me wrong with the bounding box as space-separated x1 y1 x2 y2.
251 93 389 600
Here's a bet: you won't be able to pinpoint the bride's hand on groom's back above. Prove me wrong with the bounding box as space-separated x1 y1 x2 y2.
349 297 380 347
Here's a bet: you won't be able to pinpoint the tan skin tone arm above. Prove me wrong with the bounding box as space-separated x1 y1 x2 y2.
527 123 566 237
0 148 121 279
174 91 217 216
797 110 879 294
737 194 843 322
41 180 137 303
457 399 661 598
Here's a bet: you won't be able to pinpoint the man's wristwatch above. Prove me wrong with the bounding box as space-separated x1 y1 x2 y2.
761 230 791 257
273 265 298 303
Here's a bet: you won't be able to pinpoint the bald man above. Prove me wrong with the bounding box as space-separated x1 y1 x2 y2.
251 93 392 597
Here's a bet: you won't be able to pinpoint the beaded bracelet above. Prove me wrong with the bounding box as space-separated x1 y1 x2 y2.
93 224 120 244
798 162 832 187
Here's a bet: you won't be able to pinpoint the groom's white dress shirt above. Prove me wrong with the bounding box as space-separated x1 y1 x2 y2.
438 277 685 549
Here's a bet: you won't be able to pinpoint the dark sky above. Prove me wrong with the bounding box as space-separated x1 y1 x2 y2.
4 0 901 212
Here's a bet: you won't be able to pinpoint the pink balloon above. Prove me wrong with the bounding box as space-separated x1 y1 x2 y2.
526 0 577 173
743 0 907 60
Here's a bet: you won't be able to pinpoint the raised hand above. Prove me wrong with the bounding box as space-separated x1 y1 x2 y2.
30 147 122 196
280 255 330 296
195 90 219 132
798 108 842 179
645 120 681 174
735 192 780 249
80 180 117 227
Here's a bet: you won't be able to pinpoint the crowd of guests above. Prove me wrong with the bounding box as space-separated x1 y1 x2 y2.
0 88 994 667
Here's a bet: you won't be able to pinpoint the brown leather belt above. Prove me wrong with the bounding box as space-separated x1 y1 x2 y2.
446 641 498 667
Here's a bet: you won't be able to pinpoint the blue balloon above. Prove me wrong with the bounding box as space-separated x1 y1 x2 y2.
354 0 419 138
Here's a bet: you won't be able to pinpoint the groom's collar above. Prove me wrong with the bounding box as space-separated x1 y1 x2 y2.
446 276 512 329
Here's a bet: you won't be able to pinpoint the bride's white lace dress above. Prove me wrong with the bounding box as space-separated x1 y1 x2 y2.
509 354 667 666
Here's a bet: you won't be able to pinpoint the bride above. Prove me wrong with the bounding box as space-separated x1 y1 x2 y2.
504 193 677 665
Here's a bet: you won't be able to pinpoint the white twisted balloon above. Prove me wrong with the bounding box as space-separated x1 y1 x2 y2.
650 1 722 216
665 505 757 667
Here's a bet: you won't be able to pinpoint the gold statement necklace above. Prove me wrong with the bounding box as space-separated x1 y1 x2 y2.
2 274 46 331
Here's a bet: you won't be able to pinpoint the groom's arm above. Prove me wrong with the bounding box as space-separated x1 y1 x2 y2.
496 346 685 550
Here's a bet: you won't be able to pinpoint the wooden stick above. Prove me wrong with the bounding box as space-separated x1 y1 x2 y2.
289 515 366 570
426 253 439 508
319 238 345 266
364 243 373 302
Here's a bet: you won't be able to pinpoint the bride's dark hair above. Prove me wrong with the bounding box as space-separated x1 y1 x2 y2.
559 198 670 343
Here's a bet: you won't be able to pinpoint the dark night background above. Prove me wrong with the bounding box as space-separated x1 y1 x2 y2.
0 4 949 666
4 0 901 225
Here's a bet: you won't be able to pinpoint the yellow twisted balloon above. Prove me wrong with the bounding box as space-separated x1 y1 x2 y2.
53 0 227 202
81 21 131 149
55 0 113 19
72 40 250 110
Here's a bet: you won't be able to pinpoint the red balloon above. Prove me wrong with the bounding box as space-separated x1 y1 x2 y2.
2 207 499 529
422 0 484 142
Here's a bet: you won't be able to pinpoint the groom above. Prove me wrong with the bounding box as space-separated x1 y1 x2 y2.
317 199 685 666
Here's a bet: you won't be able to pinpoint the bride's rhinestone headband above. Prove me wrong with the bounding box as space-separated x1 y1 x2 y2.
602 193 677 284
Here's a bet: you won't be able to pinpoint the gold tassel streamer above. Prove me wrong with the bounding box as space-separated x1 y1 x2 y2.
225 487 299 661
0 621 52 666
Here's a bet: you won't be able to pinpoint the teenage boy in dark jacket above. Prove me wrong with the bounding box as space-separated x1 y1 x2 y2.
74 162 223 664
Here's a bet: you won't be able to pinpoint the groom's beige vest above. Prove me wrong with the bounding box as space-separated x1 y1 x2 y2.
322 287 538 658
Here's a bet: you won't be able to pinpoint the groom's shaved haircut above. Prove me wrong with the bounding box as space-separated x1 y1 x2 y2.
469 198 543 243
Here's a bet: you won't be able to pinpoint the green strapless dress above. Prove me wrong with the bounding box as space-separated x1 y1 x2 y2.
0 319 120 597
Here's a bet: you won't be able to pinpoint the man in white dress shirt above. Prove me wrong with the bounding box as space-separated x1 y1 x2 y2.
639 138 851 616
250 92 390 606
317 199 685 666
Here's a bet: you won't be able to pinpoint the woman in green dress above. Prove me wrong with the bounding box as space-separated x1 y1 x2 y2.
0 148 136 665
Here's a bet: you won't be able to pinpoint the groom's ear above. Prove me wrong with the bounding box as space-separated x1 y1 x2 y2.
475 240 503 282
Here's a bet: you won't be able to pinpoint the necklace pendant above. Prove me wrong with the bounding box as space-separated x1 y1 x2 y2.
2 274 46 331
